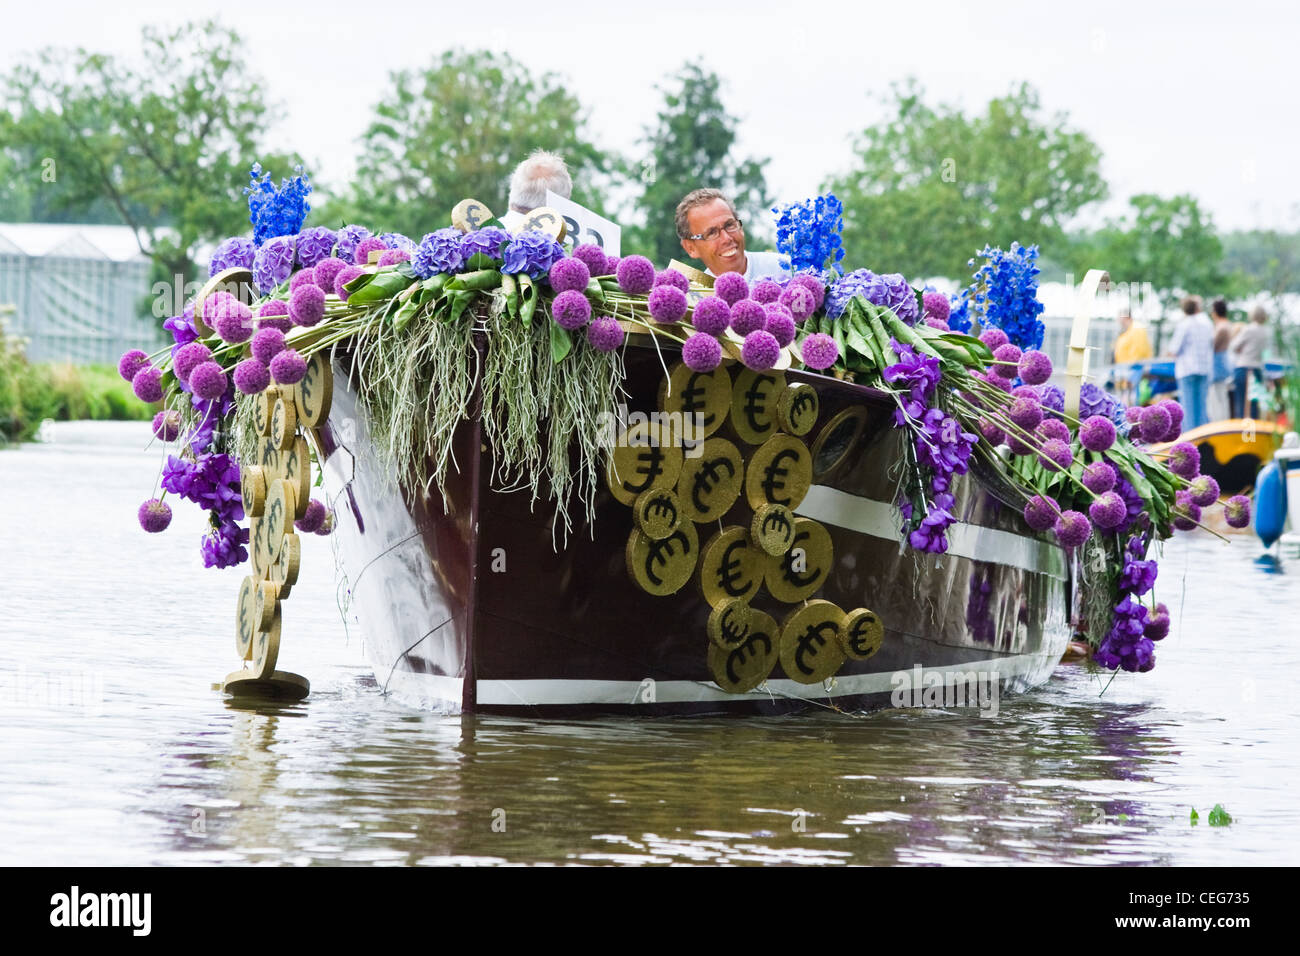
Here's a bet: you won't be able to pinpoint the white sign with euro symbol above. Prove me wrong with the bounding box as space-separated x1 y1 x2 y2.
545 190 621 256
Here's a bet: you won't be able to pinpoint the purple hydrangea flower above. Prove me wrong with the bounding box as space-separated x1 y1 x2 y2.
253 236 296 294
295 227 337 268
209 236 257 277
826 269 917 323
378 232 416 254
335 224 372 264
413 229 467 278
501 231 564 279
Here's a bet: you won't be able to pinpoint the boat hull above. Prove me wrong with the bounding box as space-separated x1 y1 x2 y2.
315 344 1072 716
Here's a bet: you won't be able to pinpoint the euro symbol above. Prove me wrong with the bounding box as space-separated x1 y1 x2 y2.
644 530 691 587
846 615 878 656
782 530 820 587
465 204 482 228
791 390 816 425
794 621 838 675
681 373 715 428
743 377 773 434
646 493 677 525
761 509 793 542
716 539 753 597
761 449 800 505
720 606 749 645
726 632 772 685
624 444 665 494
691 456 735 513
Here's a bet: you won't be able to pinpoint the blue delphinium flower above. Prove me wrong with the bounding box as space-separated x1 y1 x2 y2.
773 194 846 275
245 163 313 246
951 243 1045 349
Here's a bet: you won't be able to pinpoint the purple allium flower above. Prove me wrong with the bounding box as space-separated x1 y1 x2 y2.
551 289 592 330
572 243 607 277
765 306 796 347
654 269 690 293
252 236 297 294
682 332 723 372
604 255 621 276
1008 395 1044 431
1140 404 1171 444
334 265 363 301
295 226 337 268
1144 603 1170 641
189 361 227 401
152 409 181 442
1018 349 1052 385
258 300 292 333
201 290 237 326
1082 461 1117 493
921 290 950 323
1054 510 1092 549
1006 434 1033 456
460 226 511 263
647 285 688 324
251 327 286 366
118 349 150 384
586 316 623 352
1024 495 1060 532
214 300 255 344
990 343 1022 379
377 249 410 267
713 272 749 305
1039 437 1073 472
1079 415 1117 452
1172 490 1202 531
173 342 212 384
1038 418 1071 444
209 236 257 277
741 330 781 370
270 349 307 385
779 284 816 321
729 299 767 336
1167 441 1201 479
137 498 173 533
800 333 839 370
295 498 327 534
691 296 731 336
289 269 316 292
750 278 782 304
1159 400 1184 441
979 370 1012 394
549 257 591 294
1224 494 1251 529
978 419 1005 445
1188 474 1220 507
792 274 826 309
925 317 950 331
334 224 372 264
313 257 347 294
1090 491 1128 530
616 255 656 295
1012 384 1038 400
132 366 163 404
979 327 1009 351
233 358 271 395
352 236 388 266
290 284 326 327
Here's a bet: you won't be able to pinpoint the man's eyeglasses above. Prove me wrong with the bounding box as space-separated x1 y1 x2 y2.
686 218 743 243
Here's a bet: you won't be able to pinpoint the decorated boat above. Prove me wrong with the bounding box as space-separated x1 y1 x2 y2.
121 169 1252 715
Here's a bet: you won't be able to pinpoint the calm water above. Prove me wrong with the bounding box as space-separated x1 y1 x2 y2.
1 421 1297 866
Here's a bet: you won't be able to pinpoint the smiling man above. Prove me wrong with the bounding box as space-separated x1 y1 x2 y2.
676 188 787 283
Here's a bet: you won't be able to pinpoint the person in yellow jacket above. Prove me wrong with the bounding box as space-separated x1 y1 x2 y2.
1113 310 1152 403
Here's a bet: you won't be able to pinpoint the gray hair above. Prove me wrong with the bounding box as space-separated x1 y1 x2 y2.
1250 305 1268 324
675 188 735 239
508 150 572 213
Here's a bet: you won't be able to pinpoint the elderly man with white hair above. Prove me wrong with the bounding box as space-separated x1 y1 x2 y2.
500 150 572 231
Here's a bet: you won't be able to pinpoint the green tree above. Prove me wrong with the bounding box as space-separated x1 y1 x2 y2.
631 61 770 266
339 50 612 239
1 20 298 285
826 80 1107 280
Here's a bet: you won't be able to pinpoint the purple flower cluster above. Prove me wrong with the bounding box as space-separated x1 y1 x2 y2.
160 451 248 569
461 226 512 263
413 228 467 278
295 227 337 268
826 269 919 324
502 230 565 279
1096 534 1161 672
209 237 257 277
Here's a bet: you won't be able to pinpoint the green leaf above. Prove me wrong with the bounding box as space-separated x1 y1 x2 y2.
500 273 519 319
346 271 415 304
585 276 608 306
465 252 499 271
518 274 537 329
1189 808 1199 825
447 269 503 292
1208 804 1232 826
549 320 572 363
392 296 420 332
421 274 449 295
447 289 476 324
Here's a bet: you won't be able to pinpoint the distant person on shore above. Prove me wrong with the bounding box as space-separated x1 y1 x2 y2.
676 188 787 282
1209 297 1234 421
1165 295 1214 430
500 150 572 232
1112 309 1152 404
1229 305 1269 419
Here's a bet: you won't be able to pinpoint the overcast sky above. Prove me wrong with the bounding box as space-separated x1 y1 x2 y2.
4 0 1297 234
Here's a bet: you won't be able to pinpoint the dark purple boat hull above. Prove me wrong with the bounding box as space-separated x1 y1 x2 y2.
315 343 1071 715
